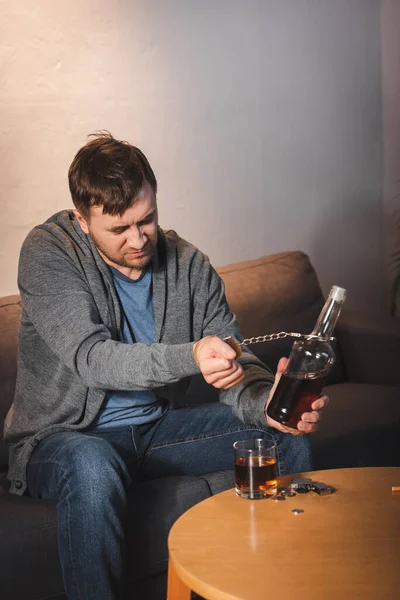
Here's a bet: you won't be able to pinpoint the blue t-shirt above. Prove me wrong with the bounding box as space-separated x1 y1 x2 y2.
88 266 165 429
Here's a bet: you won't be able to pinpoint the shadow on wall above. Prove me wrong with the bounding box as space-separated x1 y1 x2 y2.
389 200 400 316
309 192 384 315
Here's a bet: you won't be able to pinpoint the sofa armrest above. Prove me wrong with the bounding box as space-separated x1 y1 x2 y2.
336 309 400 388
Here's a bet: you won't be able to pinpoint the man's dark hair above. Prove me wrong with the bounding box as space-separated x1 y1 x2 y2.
68 131 158 218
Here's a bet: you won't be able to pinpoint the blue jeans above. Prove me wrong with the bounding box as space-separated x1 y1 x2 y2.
26 402 312 600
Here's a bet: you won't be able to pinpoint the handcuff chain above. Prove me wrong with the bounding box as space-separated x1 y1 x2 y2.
240 332 334 346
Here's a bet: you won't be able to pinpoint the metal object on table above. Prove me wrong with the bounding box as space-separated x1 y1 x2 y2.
272 495 286 501
312 482 335 496
290 478 313 493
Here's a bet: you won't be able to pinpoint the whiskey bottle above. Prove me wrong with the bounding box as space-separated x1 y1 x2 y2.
266 286 347 429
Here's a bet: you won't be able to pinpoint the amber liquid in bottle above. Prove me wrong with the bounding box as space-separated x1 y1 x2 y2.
267 371 328 429
266 286 347 429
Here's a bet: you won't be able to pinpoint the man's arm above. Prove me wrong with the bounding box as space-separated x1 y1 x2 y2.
191 259 275 428
19 230 201 390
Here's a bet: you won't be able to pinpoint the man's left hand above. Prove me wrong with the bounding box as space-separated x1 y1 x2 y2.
265 357 329 436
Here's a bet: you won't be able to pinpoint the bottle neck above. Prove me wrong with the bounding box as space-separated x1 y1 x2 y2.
312 297 343 338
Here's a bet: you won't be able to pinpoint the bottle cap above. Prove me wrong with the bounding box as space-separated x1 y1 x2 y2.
329 286 347 303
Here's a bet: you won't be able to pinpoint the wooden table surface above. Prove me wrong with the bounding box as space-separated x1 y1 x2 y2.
167 467 400 600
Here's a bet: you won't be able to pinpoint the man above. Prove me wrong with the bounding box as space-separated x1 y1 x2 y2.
4 132 327 600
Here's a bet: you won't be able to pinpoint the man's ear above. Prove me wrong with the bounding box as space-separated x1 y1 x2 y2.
73 209 90 235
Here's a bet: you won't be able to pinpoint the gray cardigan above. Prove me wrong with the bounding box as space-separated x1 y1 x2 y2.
4 210 274 495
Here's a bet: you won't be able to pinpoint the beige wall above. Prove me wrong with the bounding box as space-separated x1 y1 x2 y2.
0 0 383 313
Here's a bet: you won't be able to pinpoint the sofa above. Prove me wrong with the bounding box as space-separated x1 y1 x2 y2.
1 250 399 600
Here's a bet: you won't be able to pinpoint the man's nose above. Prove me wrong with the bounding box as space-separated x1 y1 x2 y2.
126 226 146 249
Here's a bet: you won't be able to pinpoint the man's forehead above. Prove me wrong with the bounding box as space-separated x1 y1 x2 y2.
90 194 157 225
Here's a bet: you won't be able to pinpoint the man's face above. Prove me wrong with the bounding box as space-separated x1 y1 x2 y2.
74 183 158 279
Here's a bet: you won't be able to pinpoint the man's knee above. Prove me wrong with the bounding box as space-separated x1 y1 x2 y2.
61 435 130 486
28 432 131 501
30 434 130 504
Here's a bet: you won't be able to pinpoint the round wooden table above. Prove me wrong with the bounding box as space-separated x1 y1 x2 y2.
167 467 400 600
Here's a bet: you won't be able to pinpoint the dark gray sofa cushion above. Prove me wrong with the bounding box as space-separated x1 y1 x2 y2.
0 469 234 600
312 383 400 469
126 471 234 580
0 472 63 600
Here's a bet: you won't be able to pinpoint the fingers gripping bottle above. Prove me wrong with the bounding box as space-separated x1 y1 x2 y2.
266 286 347 429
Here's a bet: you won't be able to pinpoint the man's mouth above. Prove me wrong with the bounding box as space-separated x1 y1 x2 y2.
125 246 149 257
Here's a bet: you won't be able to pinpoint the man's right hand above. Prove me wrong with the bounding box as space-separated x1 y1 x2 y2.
193 336 245 390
